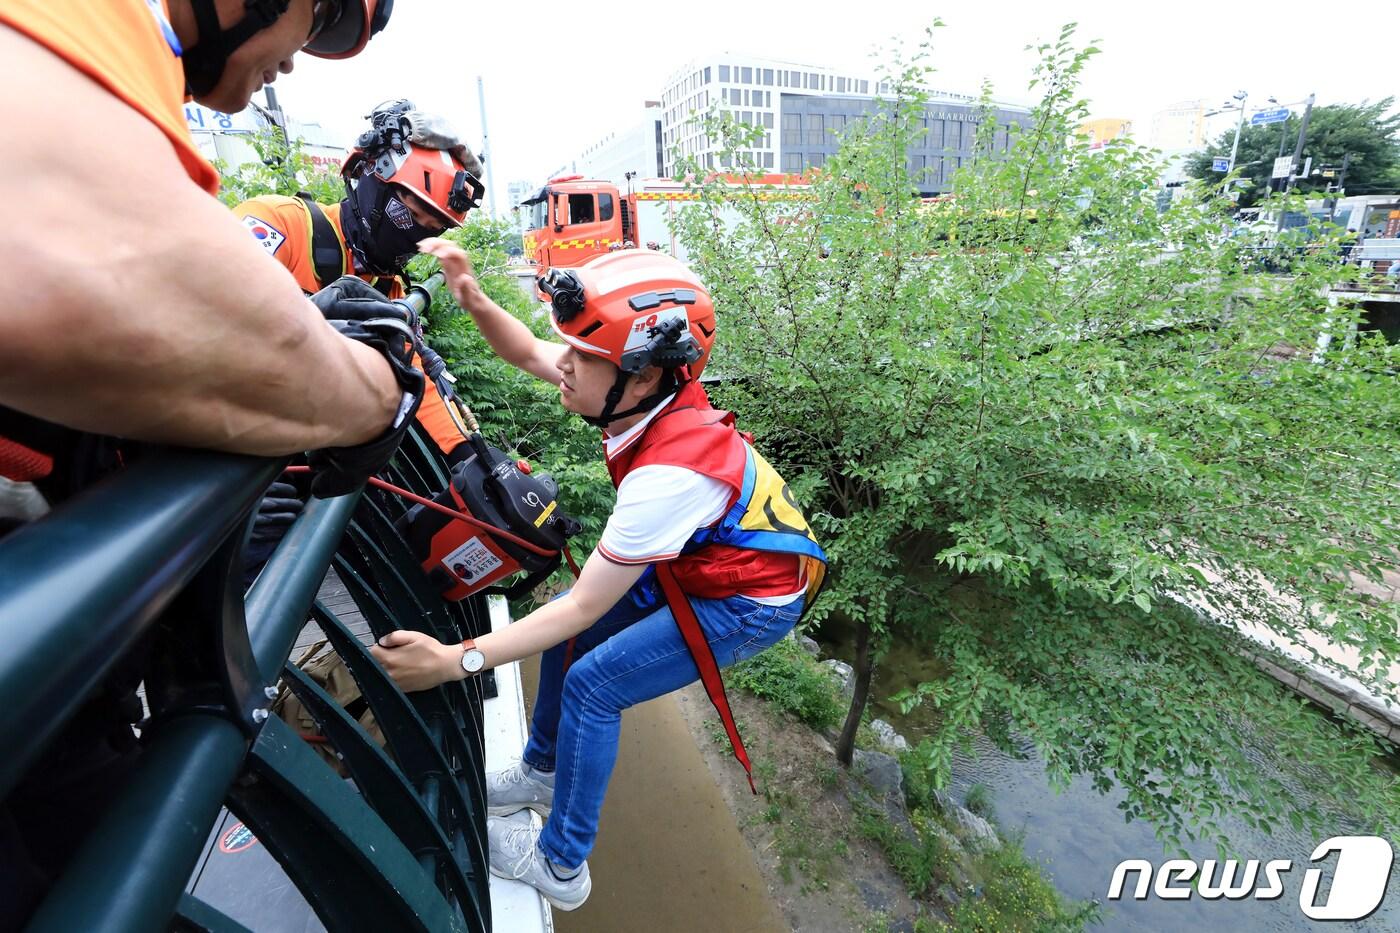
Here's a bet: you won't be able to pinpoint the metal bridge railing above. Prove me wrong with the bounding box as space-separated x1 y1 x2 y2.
0 274 494 933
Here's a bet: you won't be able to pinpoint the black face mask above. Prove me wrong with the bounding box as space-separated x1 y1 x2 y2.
343 173 444 276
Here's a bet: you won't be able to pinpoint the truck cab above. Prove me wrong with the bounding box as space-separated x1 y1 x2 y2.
521 176 638 276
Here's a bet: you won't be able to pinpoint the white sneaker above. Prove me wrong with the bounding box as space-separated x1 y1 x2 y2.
487 816 591 911
486 760 555 817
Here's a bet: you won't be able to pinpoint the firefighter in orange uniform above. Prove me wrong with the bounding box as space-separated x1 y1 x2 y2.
233 102 486 464
0 2 409 928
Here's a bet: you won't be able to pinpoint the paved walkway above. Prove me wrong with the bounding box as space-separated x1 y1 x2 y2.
518 657 786 933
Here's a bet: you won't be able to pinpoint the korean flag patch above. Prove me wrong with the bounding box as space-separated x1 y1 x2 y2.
242 215 286 255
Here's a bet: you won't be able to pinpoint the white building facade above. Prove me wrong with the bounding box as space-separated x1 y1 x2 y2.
655 54 1025 188
504 179 535 232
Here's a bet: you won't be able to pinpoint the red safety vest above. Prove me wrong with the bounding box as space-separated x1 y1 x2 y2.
577 378 827 791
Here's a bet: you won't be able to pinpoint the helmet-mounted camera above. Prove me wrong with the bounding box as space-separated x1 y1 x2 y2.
539 270 587 323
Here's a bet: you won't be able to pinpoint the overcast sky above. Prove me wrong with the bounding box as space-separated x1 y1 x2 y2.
275 0 1393 210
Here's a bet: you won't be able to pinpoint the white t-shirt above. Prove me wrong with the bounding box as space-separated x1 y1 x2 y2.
596 395 804 606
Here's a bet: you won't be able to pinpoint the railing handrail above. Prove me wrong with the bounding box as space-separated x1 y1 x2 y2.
0 451 280 797
0 272 490 932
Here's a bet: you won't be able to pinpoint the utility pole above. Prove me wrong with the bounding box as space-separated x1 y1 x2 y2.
1284 93 1315 194
1273 92 1314 233
476 76 496 220
1226 90 1248 173
1325 152 1352 224
263 87 293 186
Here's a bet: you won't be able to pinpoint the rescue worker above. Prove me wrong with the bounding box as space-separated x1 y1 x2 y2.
372 241 828 910
233 101 486 465
0 2 413 927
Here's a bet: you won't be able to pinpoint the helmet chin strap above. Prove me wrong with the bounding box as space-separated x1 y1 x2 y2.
580 368 680 429
183 0 292 97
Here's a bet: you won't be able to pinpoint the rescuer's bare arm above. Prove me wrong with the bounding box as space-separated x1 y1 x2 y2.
418 238 565 384
372 550 646 691
0 27 401 455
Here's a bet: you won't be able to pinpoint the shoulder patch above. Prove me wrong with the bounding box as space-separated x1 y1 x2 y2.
241 215 286 255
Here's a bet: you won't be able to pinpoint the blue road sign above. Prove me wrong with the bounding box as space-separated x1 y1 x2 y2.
1212 157 1230 172
1251 108 1291 125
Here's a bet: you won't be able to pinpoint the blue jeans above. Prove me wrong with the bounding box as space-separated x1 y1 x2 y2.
521 590 803 869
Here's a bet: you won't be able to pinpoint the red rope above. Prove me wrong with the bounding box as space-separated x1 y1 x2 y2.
283 465 560 559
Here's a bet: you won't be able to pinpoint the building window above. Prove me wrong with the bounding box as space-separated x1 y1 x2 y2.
719 65 730 81
928 119 944 148
762 152 774 168
806 114 825 146
783 152 802 172
829 113 846 133
807 72 818 89
742 110 753 125
837 77 846 93
741 66 752 84
763 68 774 85
782 112 800 147
859 80 869 94
788 70 799 86
703 66 711 83
598 192 614 221
763 112 774 128
809 152 825 169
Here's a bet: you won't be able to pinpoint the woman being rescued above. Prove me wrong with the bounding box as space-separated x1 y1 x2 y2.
371 239 827 911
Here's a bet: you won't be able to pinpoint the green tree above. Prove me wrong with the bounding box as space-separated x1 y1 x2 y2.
1185 98 1400 206
673 23 1399 854
215 126 344 209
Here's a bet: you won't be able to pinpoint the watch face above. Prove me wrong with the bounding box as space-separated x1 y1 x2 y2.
462 648 486 673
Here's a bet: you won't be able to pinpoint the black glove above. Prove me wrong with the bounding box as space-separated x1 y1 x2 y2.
250 481 303 545
308 276 426 498
243 481 304 586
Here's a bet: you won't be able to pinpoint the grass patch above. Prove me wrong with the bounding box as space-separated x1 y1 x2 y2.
939 835 1100 932
727 636 844 731
854 804 950 898
747 752 846 893
964 784 994 821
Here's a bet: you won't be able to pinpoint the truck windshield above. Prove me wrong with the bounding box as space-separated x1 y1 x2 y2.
526 196 549 231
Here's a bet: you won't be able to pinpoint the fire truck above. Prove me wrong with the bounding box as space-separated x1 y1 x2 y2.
519 173 813 277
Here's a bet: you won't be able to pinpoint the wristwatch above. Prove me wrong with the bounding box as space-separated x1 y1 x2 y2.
461 639 486 675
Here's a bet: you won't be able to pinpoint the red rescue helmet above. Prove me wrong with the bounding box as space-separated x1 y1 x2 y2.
305 0 395 59
542 251 717 381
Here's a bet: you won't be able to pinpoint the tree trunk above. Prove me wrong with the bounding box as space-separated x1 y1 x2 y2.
835 616 873 767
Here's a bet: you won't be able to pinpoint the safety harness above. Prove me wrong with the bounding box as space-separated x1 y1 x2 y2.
297 192 347 288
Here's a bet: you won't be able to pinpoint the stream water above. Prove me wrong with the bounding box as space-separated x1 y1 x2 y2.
813 624 1400 931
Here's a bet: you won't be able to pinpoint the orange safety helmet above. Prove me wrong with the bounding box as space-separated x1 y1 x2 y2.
542 251 717 380
305 0 395 60
342 104 484 229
